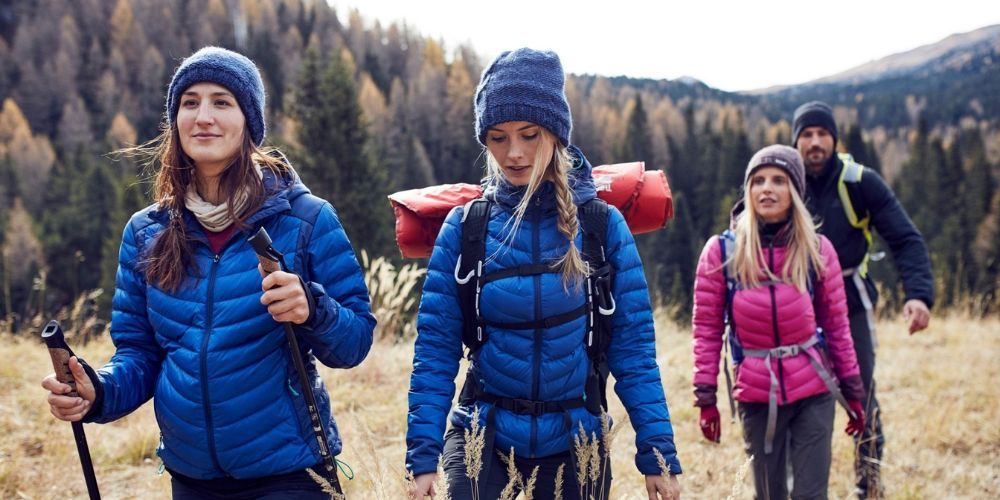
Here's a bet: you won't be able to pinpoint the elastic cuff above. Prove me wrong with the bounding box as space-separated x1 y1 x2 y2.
78 358 104 422
693 383 717 407
298 276 317 328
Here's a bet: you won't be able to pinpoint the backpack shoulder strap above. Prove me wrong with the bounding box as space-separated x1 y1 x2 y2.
719 229 738 302
717 229 741 421
836 153 874 276
578 198 613 414
579 198 610 267
458 198 491 355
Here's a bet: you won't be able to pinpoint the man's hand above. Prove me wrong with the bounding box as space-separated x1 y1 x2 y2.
645 473 681 499
902 299 930 334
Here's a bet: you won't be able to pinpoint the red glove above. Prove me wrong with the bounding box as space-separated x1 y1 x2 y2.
699 405 721 443
845 399 865 436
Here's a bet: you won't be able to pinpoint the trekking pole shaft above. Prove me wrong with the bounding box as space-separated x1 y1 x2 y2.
42 320 101 500
248 228 342 493
72 422 101 500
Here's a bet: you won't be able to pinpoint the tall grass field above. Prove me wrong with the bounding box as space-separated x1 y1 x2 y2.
1 314 996 499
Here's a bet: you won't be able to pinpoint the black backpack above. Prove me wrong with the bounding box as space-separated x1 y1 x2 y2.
455 197 615 416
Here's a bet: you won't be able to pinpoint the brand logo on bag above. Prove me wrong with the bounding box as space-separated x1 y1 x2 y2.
594 174 613 192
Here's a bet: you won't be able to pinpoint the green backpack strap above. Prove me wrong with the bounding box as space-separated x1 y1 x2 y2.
836 153 873 278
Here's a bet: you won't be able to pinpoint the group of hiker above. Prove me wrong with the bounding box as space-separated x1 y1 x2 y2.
40 45 933 500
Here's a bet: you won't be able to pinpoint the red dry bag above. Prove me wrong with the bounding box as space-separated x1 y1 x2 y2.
389 162 673 258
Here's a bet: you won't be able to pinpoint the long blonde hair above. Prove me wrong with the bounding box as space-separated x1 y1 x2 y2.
484 128 587 288
730 183 824 293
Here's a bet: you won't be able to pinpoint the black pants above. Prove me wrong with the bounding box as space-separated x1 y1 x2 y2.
442 426 611 500
169 468 332 499
740 392 835 500
848 309 884 498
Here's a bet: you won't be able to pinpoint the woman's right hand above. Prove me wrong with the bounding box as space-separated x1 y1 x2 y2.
408 472 437 499
41 356 96 422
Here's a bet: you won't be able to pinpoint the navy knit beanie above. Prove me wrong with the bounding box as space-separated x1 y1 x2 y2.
745 145 806 198
791 101 837 148
474 48 572 146
166 47 266 146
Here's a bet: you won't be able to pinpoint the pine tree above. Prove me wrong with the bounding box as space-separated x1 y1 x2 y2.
618 96 653 166
293 49 392 257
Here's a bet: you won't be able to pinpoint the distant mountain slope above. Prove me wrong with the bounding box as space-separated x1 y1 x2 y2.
749 25 1000 127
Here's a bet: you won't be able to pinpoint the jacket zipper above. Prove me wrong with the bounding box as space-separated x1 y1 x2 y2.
200 252 227 475
530 196 542 458
767 242 788 404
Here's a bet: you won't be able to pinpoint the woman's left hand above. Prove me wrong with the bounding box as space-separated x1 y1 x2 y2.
259 265 310 324
645 474 681 499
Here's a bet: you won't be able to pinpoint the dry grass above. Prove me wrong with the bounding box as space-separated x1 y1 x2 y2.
1 314 997 499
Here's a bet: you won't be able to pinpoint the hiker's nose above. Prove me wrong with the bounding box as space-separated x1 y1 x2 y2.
508 140 526 162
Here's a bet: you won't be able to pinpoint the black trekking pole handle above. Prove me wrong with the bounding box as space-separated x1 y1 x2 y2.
42 320 101 500
247 228 343 494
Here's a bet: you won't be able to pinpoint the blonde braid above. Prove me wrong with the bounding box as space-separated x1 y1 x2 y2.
551 146 587 289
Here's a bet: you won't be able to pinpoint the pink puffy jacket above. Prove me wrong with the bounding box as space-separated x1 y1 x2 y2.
692 232 863 406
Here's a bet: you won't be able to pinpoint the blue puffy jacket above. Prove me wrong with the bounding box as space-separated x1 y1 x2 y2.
406 147 682 476
85 167 376 480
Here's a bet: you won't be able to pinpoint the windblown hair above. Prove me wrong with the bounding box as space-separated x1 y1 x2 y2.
729 182 824 293
484 128 587 288
122 123 288 292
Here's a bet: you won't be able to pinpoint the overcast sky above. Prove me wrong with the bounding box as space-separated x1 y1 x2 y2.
326 0 1000 92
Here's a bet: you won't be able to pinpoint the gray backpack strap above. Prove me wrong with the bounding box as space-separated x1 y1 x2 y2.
742 336 852 454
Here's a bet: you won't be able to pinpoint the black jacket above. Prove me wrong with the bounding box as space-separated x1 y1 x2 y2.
805 155 934 313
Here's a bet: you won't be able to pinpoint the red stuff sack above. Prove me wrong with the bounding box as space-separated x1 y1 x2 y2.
390 163 674 258
389 183 483 258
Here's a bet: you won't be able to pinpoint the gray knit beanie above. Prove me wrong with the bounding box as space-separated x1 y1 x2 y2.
745 145 806 197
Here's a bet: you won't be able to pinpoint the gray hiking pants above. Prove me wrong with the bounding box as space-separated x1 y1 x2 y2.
740 392 835 500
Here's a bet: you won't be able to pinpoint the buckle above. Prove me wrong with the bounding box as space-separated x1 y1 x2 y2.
511 398 545 415
771 345 800 358
591 264 615 313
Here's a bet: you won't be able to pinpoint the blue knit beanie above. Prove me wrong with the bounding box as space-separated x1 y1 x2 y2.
474 48 572 146
166 46 266 146
792 101 837 148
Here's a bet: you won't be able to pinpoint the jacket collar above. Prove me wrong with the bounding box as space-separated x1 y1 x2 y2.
148 164 307 232
482 144 597 213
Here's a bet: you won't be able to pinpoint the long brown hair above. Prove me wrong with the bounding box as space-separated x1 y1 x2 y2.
484 128 587 288
127 123 288 292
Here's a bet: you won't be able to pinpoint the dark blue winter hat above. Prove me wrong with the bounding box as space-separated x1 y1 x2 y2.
474 48 572 146
792 101 837 148
166 46 266 146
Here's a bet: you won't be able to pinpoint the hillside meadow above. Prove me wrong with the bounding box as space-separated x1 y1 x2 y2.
1 314 997 499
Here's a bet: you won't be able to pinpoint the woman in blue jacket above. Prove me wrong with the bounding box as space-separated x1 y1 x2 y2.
406 48 682 500
41 47 375 498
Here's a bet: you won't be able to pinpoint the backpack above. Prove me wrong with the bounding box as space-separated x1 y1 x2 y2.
455 197 614 416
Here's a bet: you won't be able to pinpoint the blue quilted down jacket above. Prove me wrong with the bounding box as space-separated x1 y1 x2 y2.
85 167 376 480
406 146 682 476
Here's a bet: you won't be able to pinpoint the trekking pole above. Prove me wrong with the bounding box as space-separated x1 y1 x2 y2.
41 320 101 500
248 228 344 495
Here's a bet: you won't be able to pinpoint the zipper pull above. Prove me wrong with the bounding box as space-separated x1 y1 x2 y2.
213 254 220 263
